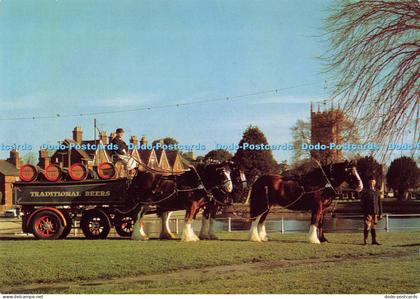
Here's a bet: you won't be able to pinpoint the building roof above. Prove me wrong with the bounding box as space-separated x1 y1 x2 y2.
165 150 178 166
81 140 100 159
138 149 154 163
166 150 190 169
155 149 164 161
63 139 91 160
0 160 18 176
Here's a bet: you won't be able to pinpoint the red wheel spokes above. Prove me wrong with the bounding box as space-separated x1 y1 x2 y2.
35 216 56 237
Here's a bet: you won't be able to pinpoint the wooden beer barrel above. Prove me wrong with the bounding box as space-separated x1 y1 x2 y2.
97 162 116 179
69 163 88 181
19 164 38 182
44 164 62 182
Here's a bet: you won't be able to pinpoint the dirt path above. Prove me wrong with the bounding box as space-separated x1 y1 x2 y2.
2 252 414 293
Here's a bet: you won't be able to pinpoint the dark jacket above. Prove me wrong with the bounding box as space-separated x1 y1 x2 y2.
361 188 382 215
110 137 128 156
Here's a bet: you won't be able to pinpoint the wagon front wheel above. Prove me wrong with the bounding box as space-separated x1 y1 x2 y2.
81 209 111 239
31 210 64 240
115 215 134 237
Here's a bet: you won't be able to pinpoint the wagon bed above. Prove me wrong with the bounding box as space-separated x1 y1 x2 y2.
14 178 130 206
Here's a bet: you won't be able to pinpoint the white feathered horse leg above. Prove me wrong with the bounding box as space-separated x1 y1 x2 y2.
199 215 210 240
308 206 322 244
182 203 201 242
159 211 176 240
248 215 262 242
258 222 268 242
132 207 149 240
182 219 200 242
208 217 218 240
308 224 320 244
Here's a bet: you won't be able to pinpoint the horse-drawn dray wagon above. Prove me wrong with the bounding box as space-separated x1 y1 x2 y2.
14 177 136 240
13 158 241 241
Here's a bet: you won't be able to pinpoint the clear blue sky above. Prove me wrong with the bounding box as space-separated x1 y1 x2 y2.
0 0 333 162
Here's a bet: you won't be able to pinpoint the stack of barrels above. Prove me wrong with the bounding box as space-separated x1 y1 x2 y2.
18 162 117 183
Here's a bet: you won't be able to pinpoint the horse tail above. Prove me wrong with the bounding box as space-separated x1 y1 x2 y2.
248 177 265 218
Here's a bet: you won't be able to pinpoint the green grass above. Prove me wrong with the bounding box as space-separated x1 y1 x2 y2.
0 231 419 294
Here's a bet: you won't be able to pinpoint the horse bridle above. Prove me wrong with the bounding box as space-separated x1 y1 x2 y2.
313 160 339 195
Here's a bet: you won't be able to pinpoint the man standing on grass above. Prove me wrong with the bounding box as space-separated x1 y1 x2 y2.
361 176 383 245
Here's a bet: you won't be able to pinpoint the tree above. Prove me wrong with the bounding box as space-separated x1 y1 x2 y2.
22 152 37 165
204 149 233 163
325 1 419 159
291 120 311 164
233 125 279 183
152 137 179 147
386 156 420 200
356 156 384 189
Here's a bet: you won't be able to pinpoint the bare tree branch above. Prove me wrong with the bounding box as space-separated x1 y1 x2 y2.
324 0 420 161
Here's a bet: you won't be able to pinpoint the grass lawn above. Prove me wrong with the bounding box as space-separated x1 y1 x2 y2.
0 231 419 294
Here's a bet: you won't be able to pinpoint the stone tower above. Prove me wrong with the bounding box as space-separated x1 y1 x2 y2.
310 102 344 165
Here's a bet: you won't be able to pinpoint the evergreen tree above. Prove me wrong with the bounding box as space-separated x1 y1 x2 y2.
233 125 279 183
386 156 419 201
356 156 384 190
204 149 233 163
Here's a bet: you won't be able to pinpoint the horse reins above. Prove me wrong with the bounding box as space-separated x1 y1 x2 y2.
127 156 233 206
226 162 340 221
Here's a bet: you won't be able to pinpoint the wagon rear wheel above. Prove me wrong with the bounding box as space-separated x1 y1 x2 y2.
81 209 110 239
31 210 65 240
115 215 134 237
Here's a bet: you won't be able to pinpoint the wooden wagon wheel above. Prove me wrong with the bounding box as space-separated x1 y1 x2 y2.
80 209 111 239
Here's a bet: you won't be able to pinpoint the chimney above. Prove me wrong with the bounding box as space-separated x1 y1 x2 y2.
140 135 148 145
108 132 116 144
38 149 50 169
7 150 22 169
100 130 107 144
130 135 138 146
72 126 83 144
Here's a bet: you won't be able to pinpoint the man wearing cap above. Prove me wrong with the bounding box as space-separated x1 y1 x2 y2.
360 176 383 245
110 128 129 160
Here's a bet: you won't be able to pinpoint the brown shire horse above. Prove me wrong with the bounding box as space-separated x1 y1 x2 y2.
248 160 363 243
127 161 233 242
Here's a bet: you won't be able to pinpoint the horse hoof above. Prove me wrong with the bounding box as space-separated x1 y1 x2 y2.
249 235 262 242
160 233 176 240
182 237 200 242
132 236 149 241
209 235 219 240
199 235 210 240
308 238 321 244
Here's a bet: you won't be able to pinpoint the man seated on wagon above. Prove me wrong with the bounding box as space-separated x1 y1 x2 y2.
110 128 133 177
110 128 129 161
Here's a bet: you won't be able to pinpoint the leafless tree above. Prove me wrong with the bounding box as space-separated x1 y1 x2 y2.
325 0 419 160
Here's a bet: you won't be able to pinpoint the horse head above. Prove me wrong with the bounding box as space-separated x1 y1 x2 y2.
332 160 363 192
198 161 233 193
226 160 247 190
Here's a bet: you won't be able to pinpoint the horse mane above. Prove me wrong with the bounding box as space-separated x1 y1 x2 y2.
284 160 348 187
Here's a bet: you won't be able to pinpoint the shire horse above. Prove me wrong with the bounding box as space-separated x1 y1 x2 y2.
127 161 233 242
149 160 247 240
248 160 363 243
198 161 247 240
